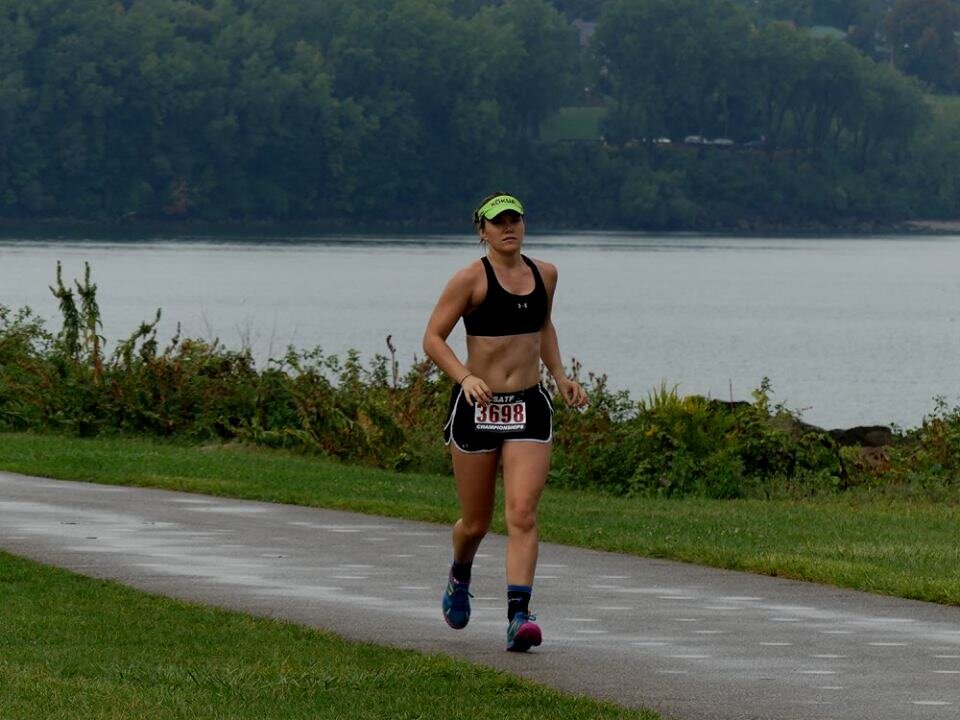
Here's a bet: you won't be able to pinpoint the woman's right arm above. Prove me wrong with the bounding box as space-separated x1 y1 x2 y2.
423 267 491 406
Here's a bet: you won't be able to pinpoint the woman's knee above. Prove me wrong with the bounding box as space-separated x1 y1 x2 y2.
459 516 491 540
505 502 538 534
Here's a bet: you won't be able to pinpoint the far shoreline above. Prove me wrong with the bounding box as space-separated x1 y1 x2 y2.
903 219 960 232
2 215 960 239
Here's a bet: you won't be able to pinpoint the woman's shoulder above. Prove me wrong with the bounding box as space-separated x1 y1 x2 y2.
459 257 488 279
444 258 487 292
525 256 558 282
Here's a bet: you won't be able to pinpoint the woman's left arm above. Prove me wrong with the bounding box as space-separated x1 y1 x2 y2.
539 262 588 408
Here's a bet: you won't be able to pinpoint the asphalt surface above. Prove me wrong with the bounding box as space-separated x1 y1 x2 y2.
1 470 959 720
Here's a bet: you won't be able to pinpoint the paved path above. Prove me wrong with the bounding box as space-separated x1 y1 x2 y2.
1 470 959 720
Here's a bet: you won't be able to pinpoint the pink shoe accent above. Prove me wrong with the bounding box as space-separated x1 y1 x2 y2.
507 619 542 652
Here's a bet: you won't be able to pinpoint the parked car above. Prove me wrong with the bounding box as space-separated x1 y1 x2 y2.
709 137 734 146
683 135 706 144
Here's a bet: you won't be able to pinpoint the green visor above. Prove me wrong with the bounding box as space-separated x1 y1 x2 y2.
476 194 524 221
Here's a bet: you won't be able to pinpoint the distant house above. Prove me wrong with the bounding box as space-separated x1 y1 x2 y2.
572 19 597 48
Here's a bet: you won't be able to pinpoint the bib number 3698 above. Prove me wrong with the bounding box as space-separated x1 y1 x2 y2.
474 400 526 431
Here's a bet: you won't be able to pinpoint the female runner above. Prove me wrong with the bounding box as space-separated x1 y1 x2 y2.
422 192 587 651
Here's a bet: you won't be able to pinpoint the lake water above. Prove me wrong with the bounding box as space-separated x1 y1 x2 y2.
2 231 959 430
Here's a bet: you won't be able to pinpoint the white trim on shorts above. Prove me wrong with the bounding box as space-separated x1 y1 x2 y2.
445 383 554 453
451 438 500 454
536 383 554 413
444 387 499 454
442 387 460 436
502 436 552 445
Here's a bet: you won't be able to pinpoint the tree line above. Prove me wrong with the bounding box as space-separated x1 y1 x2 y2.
0 0 958 229
728 0 960 93
596 2 929 158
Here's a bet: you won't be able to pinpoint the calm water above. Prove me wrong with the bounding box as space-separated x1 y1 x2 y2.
2 232 959 430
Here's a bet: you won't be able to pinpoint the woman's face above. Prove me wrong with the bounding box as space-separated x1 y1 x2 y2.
480 210 525 251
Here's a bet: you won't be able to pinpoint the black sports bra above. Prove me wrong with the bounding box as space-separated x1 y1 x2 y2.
463 255 548 337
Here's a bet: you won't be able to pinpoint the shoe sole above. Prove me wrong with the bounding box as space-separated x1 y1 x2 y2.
442 592 470 629
506 623 542 652
443 611 469 630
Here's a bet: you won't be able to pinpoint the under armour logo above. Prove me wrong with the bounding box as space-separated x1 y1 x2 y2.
518 302 528 310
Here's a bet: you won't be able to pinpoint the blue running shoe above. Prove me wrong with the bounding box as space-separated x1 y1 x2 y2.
506 611 542 652
442 575 472 629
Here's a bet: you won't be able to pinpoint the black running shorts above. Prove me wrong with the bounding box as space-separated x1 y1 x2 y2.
443 383 553 453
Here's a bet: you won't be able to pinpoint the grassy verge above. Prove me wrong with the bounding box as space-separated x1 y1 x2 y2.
0 552 655 720
1 432 959 606
927 93 960 116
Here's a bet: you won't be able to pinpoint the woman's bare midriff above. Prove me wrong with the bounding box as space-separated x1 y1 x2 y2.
465 332 541 392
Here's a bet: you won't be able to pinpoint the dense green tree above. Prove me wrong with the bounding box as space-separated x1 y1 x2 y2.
478 0 580 138
547 0 604 19
0 6 37 212
0 0 955 229
912 94 960 214
592 0 678 142
734 0 884 28
885 0 960 91
450 0 497 16
751 22 813 152
802 40 867 156
811 0 875 27
452 0 604 20
854 62 928 168
739 0 813 25
594 0 754 143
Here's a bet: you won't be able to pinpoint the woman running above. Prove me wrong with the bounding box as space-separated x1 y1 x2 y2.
423 191 587 651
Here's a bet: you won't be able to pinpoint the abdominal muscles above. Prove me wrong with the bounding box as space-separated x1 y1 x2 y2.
465 332 541 391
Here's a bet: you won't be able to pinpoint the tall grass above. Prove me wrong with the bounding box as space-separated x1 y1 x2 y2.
1 264 958 499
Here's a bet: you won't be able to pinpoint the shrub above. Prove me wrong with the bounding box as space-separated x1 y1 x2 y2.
3 265 958 498
550 376 847 498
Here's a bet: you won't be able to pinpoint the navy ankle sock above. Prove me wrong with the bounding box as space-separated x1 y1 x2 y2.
451 560 472 584
507 585 532 620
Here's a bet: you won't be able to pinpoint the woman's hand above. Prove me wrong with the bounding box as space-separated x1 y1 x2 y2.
556 377 588 408
461 374 492 407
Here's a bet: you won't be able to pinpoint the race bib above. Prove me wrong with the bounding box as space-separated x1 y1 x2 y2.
474 397 526 432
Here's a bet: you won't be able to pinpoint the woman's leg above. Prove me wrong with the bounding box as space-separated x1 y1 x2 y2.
500 440 550 650
443 446 500 630
450 446 500 563
442 447 500 630
500 440 551 586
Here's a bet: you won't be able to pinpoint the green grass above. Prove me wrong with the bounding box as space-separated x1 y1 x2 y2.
1 432 959 606
927 93 960 114
0 552 656 719
925 93 960 133
540 106 607 142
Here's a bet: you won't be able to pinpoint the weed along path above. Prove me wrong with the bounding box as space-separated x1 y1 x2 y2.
2 471 959 720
